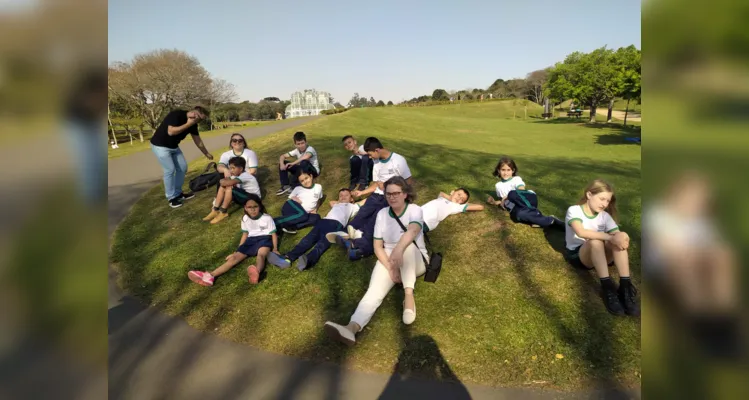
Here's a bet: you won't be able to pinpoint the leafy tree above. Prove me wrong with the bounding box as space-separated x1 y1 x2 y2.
545 47 619 122
432 89 449 101
487 79 506 94
613 45 641 125
376 100 385 107
263 96 280 102
333 102 344 109
368 97 377 107
386 100 393 106
525 69 549 104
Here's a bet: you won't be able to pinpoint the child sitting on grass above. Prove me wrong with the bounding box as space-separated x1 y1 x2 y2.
203 156 261 224
268 188 362 271
274 171 324 234
189 194 279 286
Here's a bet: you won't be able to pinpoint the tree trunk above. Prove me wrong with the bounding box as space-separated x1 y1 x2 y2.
623 98 630 126
607 99 614 123
125 125 133 145
589 102 597 123
107 104 118 146
138 125 144 142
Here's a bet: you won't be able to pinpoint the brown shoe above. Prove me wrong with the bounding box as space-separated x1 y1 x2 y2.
210 212 229 224
202 210 219 221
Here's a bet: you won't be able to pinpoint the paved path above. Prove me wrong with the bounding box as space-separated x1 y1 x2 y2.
108 116 630 399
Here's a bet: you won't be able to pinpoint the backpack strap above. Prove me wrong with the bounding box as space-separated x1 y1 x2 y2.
393 212 430 266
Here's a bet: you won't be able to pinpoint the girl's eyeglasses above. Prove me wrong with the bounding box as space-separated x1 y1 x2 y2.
385 191 403 198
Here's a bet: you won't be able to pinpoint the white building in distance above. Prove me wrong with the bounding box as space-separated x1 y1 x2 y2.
285 89 334 118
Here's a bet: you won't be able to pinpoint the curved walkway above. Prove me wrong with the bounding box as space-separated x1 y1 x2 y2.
108 116 623 399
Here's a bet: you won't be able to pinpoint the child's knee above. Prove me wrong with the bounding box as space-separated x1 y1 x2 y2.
589 239 605 250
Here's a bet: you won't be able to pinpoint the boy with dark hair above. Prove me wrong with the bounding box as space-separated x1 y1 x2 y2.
331 137 413 260
276 131 321 195
203 157 261 224
342 135 373 191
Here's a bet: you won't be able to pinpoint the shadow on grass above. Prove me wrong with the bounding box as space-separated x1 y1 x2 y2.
531 118 641 135
110 135 640 395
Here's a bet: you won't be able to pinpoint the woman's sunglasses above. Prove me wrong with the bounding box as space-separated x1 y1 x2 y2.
231 138 245 143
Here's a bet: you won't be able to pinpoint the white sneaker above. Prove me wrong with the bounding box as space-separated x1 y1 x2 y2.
324 321 356 346
402 301 416 325
347 225 363 240
326 231 349 244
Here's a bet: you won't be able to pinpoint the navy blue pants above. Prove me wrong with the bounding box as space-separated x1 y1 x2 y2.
274 200 321 230
510 207 556 228
279 160 317 188
349 155 373 187
286 219 343 269
348 193 387 259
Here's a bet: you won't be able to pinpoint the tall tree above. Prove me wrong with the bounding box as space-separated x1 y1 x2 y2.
525 69 549 104
368 97 377 107
376 100 385 107
545 47 619 122
613 45 641 125
205 78 237 129
348 93 362 108
108 49 213 129
432 88 449 101
386 100 393 106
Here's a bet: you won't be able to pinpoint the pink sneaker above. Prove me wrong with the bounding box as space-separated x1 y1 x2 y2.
188 271 214 286
247 265 260 285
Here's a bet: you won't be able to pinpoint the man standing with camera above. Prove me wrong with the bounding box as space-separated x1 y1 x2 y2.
150 106 214 208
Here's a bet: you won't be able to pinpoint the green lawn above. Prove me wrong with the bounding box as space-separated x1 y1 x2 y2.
110 100 641 391
107 120 288 159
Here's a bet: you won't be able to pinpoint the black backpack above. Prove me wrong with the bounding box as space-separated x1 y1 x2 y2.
189 162 221 192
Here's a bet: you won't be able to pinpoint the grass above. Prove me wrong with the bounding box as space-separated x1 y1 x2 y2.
107 120 288 160
110 100 641 392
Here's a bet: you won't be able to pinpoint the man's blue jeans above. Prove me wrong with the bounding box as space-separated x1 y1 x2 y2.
151 143 188 200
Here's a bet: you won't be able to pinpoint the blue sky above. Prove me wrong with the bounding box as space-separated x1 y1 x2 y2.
108 0 640 104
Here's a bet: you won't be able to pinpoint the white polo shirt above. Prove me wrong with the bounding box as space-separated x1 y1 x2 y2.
422 196 468 231
233 172 261 198
219 149 259 171
494 176 526 210
372 152 412 195
350 144 366 159
289 183 323 213
241 213 277 236
325 203 360 227
288 145 320 173
564 205 619 250
373 204 428 258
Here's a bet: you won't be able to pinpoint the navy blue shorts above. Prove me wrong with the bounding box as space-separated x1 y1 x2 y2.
237 235 273 256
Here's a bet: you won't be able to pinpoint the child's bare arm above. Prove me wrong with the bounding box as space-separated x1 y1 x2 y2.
329 200 339 208
465 203 485 211
238 232 248 246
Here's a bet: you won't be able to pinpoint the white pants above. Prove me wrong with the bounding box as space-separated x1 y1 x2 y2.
350 244 426 329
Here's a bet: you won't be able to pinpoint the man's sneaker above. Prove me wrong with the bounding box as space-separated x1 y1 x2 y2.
180 191 196 201
618 283 641 316
275 186 291 196
357 183 368 191
348 183 357 191
297 255 308 271
210 212 229 224
247 265 260 285
602 285 626 316
324 321 356 346
326 231 349 243
187 271 214 286
282 227 298 234
347 225 358 240
169 198 184 208
268 252 291 269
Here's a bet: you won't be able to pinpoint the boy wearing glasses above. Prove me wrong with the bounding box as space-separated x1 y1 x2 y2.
331 137 413 260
